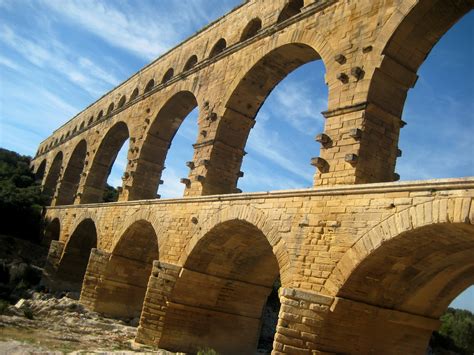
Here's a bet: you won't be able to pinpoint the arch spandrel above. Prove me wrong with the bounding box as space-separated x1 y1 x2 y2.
324 197 474 299
178 205 294 288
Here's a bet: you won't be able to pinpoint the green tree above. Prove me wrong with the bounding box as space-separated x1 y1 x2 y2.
431 307 474 354
0 148 46 242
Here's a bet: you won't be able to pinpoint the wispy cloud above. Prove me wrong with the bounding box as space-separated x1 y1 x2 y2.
272 81 326 135
0 24 120 96
0 54 22 71
246 112 314 182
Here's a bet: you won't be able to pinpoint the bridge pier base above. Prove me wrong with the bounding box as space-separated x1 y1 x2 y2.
79 248 110 310
41 240 65 292
136 261 181 346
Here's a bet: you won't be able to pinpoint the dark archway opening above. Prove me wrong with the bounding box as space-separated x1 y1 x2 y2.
43 152 63 205
277 0 304 23
56 219 97 292
94 220 158 319
56 140 87 205
209 38 227 58
183 55 198 71
81 122 129 204
159 220 280 354
241 18 262 41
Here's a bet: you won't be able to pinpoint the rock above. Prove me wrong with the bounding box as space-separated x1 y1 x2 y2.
14 299 26 309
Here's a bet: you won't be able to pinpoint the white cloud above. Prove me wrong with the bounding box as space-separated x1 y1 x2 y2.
0 24 120 96
0 55 22 71
272 81 326 135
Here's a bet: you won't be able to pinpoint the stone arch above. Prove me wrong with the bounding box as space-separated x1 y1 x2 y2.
88 116 93 125
325 197 474 297
56 139 87 205
144 78 154 93
97 110 103 120
43 151 63 204
180 205 292 284
368 0 474 118
277 0 304 23
56 218 97 292
240 17 262 41
320 198 474 353
162 68 174 84
127 91 198 200
80 121 129 204
43 217 60 247
35 159 46 183
201 41 326 195
209 38 226 58
160 207 289 354
93 219 159 319
183 55 198 71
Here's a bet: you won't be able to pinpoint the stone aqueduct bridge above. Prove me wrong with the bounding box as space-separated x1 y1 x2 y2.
30 0 473 353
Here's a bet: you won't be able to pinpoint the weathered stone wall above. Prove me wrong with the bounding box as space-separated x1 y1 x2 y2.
32 0 474 353
43 178 474 352
32 0 474 204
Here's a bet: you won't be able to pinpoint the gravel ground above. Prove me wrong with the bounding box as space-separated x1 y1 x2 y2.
0 292 176 354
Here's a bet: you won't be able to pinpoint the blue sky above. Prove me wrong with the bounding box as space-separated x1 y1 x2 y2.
0 1 472 311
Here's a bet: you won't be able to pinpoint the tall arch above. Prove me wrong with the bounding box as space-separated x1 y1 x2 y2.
127 91 198 200
369 0 474 118
35 159 46 183
56 218 97 292
56 140 87 205
159 219 281 354
43 151 63 204
201 42 321 195
80 122 129 204
93 220 158 319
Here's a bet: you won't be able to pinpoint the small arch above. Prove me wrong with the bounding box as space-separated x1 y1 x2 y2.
144 79 155 93
130 87 139 101
162 68 174 84
88 116 94 125
277 0 304 23
43 218 60 247
117 95 126 109
80 121 85 130
56 218 97 292
107 102 114 115
240 18 262 41
97 110 103 120
183 55 198 71
54 138 59 145
209 38 227 58
72 127 77 134
93 220 158 319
